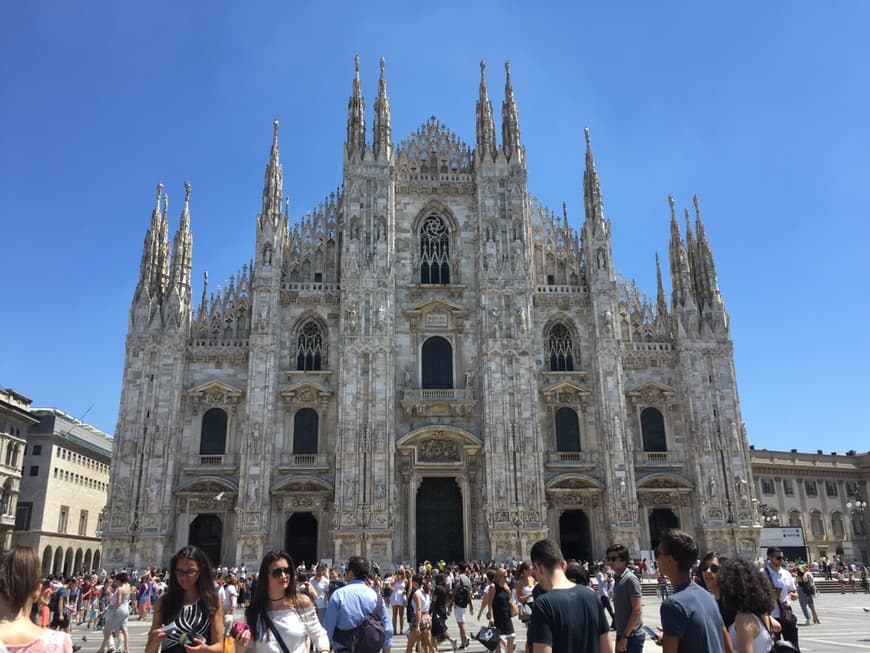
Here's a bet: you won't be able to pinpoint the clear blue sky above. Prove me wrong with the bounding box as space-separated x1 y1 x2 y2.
1 1 867 453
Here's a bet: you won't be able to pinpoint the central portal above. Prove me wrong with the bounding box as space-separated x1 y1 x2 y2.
416 477 464 564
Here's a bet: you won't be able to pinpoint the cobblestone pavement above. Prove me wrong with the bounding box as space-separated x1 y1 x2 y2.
65 590 870 652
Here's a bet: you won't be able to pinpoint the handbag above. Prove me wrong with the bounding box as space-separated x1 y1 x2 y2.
509 601 519 618
763 615 799 652
764 568 796 625
476 625 501 652
518 601 533 622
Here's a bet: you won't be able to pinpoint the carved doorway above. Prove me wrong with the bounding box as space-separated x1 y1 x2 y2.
416 477 464 564
189 514 223 567
285 512 318 568
559 510 592 562
648 508 679 552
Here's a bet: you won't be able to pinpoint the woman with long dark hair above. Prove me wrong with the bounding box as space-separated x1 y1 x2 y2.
233 551 328 653
146 546 223 653
98 572 131 653
0 546 72 653
717 558 779 653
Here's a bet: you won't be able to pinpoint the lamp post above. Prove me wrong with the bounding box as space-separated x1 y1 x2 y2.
846 487 868 564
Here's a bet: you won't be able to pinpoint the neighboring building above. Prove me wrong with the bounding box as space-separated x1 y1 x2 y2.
14 408 112 575
0 389 39 551
103 58 760 569
751 447 870 563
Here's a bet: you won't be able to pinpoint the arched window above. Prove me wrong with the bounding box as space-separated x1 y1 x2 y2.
547 324 575 371
788 510 802 528
296 321 325 371
640 408 667 452
555 408 581 452
200 408 228 456
293 409 318 455
831 512 845 538
419 215 450 284
810 510 825 537
421 337 453 389
853 512 867 535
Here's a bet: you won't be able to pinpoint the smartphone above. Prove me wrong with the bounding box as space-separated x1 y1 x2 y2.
643 626 660 641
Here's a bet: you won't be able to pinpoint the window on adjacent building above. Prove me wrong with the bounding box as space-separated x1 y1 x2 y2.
32 444 42 456
640 407 667 452
78 510 88 536
421 336 453 389
788 511 802 528
296 320 325 371
547 323 575 371
555 407 581 452
14 502 32 531
419 215 450 284
783 479 794 496
199 408 228 456
831 512 845 538
58 506 69 534
292 409 318 455
805 480 818 497
28 466 38 477
845 481 858 497
810 510 824 537
761 478 775 495
853 513 866 535
825 481 838 497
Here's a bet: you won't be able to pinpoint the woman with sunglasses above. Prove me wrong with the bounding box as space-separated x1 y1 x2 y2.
234 551 328 653
717 558 780 653
146 546 223 653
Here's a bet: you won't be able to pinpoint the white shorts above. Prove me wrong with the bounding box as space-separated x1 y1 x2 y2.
453 606 466 623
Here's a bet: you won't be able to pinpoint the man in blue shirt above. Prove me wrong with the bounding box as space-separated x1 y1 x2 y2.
324 556 393 652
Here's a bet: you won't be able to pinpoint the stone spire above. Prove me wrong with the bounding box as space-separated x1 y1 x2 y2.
501 61 523 163
170 181 193 291
134 182 164 302
261 120 283 215
475 60 497 162
197 270 208 322
346 55 366 159
668 195 695 310
656 252 668 317
372 57 392 161
156 191 171 301
582 127 606 235
692 195 727 327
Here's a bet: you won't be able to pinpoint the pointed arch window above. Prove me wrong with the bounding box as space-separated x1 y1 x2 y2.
555 407 581 452
419 215 450 284
421 336 453 389
296 321 325 371
292 408 318 455
641 407 667 452
547 324 575 371
200 408 228 456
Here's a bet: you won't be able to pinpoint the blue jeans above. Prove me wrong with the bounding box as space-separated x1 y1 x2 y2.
625 634 645 653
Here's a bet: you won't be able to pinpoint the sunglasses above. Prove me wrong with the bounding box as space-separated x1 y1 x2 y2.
775 556 785 561
700 564 720 574
175 568 199 577
271 567 292 578
607 556 621 562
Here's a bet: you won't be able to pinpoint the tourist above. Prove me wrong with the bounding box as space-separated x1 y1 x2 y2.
323 556 393 653
311 564 330 625
478 567 515 653
137 575 154 621
145 546 223 653
795 565 820 625
717 558 778 653
514 561 536 627
526 539 611 653
656 529 727 652
596 564 616 629
232 551 328 653
388 567 407 635
447 563 474 649
606 544 644 653
98 572 130 653
431 573 458 652
762 546 798 650
1 547 72 653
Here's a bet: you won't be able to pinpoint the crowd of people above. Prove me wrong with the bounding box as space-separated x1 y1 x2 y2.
2 534 869 653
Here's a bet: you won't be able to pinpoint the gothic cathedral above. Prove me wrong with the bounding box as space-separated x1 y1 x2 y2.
102 59 760 569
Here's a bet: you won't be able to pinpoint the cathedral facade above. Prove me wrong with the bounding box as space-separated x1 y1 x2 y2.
103 59 761 569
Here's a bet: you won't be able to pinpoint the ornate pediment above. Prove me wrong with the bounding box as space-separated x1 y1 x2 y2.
395 117 473 178
403 297 468 332
540 380 591 406
280 382 333 407
636 473 693 490
271 475 334 495
546 473 605 491
176 478 238 495
626 380 677 405
187 380 244 411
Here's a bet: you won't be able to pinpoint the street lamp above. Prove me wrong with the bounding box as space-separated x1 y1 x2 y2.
764 513 780 526
847 488 868 564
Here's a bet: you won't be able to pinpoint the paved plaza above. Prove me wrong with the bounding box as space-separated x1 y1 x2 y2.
64 589 870 653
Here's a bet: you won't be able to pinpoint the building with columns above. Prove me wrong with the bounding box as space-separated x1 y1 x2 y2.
102 58 761 569
0 388 38 551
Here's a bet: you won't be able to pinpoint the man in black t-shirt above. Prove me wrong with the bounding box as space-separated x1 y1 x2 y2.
527 539 612 653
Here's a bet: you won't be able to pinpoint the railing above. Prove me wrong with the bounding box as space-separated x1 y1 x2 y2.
190 339 249 348
402 388 474 401
545 451 595 466
279 453 329 468
0 514 14 527
624 342 673 353
200 455 224 465
535 284 586 294
634 451 678 465
281 281 341 292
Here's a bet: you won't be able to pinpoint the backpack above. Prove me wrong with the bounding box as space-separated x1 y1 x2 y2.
406 588 418 624
454 581 470 608
335 591 386 653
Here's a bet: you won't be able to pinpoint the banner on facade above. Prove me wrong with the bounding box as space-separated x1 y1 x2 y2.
759 528 806 547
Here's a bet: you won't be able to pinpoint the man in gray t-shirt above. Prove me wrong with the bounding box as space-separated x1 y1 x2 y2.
606 544 644 653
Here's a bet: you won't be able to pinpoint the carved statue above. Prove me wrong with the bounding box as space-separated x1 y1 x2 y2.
517 307 528 333
246 479 258 508
709 476 718 498
464 369 474 389
346 306 358 332
736 476 748 500
376 304 386 330
403 366 412 387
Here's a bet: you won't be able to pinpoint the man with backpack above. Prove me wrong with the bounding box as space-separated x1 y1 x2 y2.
447 563 474 649
324 556 394 653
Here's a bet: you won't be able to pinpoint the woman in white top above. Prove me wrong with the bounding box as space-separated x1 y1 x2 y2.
718 558 778 653
388 569 407 635
234 552 328 653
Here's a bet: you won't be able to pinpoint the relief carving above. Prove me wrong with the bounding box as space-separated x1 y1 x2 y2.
417 438 460 462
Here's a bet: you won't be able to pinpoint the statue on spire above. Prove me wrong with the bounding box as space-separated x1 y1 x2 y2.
475 60 497 162
346 55 366 159
373 56 392 161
